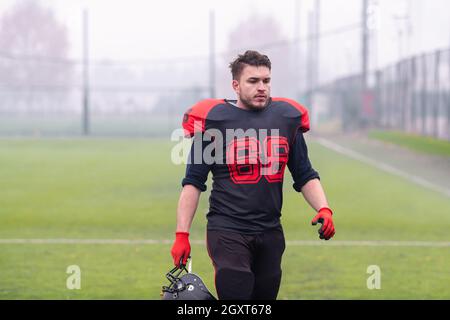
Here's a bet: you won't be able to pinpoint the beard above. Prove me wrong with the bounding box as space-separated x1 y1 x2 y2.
239 94 270 111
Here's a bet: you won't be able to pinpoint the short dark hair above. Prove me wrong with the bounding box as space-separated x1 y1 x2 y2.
229 50 271 80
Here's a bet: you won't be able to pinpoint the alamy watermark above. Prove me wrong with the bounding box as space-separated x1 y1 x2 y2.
366 265 381 290
170 122 289 179
66 265 81 290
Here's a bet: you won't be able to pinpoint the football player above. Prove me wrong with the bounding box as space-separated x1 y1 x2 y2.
171 50 335 300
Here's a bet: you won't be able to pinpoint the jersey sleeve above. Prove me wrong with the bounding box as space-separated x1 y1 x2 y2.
182 99 224 138
287 130 320 192
181 137 213 192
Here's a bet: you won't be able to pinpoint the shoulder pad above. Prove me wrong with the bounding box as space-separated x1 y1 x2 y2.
182 99 224 138
272 97 310 133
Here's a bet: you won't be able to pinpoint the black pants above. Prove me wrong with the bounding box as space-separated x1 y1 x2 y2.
206 227 286 300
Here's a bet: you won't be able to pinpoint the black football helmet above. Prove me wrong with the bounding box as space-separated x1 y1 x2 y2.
161 261 216 300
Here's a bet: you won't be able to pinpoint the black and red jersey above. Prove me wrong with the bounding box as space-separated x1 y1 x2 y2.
181 97 320 234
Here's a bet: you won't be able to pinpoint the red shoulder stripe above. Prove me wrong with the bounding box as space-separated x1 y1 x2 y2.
272 97 310 132
182 99 224 137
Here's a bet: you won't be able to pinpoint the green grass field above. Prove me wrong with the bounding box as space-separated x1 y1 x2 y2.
0 138 449 299
369 130 450 157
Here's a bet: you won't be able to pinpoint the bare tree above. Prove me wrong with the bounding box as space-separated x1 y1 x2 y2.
0 0 72 114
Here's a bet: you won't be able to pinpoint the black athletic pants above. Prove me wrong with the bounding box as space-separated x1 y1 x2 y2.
206 227 286 300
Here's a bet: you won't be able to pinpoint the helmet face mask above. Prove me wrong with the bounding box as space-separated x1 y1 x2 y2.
161 264 216 300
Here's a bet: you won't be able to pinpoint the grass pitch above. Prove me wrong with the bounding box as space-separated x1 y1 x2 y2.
0 138 449 299
369 130 450 157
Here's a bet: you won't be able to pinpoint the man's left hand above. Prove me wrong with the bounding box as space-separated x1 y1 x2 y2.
311 207 335 240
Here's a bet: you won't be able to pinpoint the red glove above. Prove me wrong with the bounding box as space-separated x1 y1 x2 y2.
171 232 191 267
311 207 335 240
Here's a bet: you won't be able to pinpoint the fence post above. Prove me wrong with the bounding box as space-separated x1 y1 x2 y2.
433 50 440 139
374 70 382 128
448 49 450 140
421 54 427 136
410 56 417 134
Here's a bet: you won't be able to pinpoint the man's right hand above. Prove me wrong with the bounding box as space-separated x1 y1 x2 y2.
171 232 191 267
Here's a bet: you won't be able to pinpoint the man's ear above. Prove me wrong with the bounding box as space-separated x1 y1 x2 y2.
232 79 240 93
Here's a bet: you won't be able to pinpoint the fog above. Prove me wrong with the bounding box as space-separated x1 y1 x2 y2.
0 0 449 137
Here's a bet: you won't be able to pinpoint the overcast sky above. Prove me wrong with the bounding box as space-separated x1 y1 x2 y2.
1 0 449 84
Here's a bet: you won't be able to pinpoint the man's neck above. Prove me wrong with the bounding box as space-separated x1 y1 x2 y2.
236 99 249 110
233 98 270 111
226 99 245 110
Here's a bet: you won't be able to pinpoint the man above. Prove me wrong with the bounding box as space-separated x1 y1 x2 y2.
171 50 335 300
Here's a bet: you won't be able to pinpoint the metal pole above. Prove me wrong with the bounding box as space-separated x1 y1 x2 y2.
82 9 90 135
294 0 302 96
306 10 315 105
209 10 216 99
411 56 417 133
448 49 450 140
421 54 427 135
433 50 441 139
362 0 369 91
314 0 320 88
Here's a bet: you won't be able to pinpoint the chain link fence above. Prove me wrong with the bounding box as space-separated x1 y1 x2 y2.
310 48 450 141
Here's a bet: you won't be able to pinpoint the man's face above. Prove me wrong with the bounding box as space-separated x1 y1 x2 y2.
232 65 271 110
